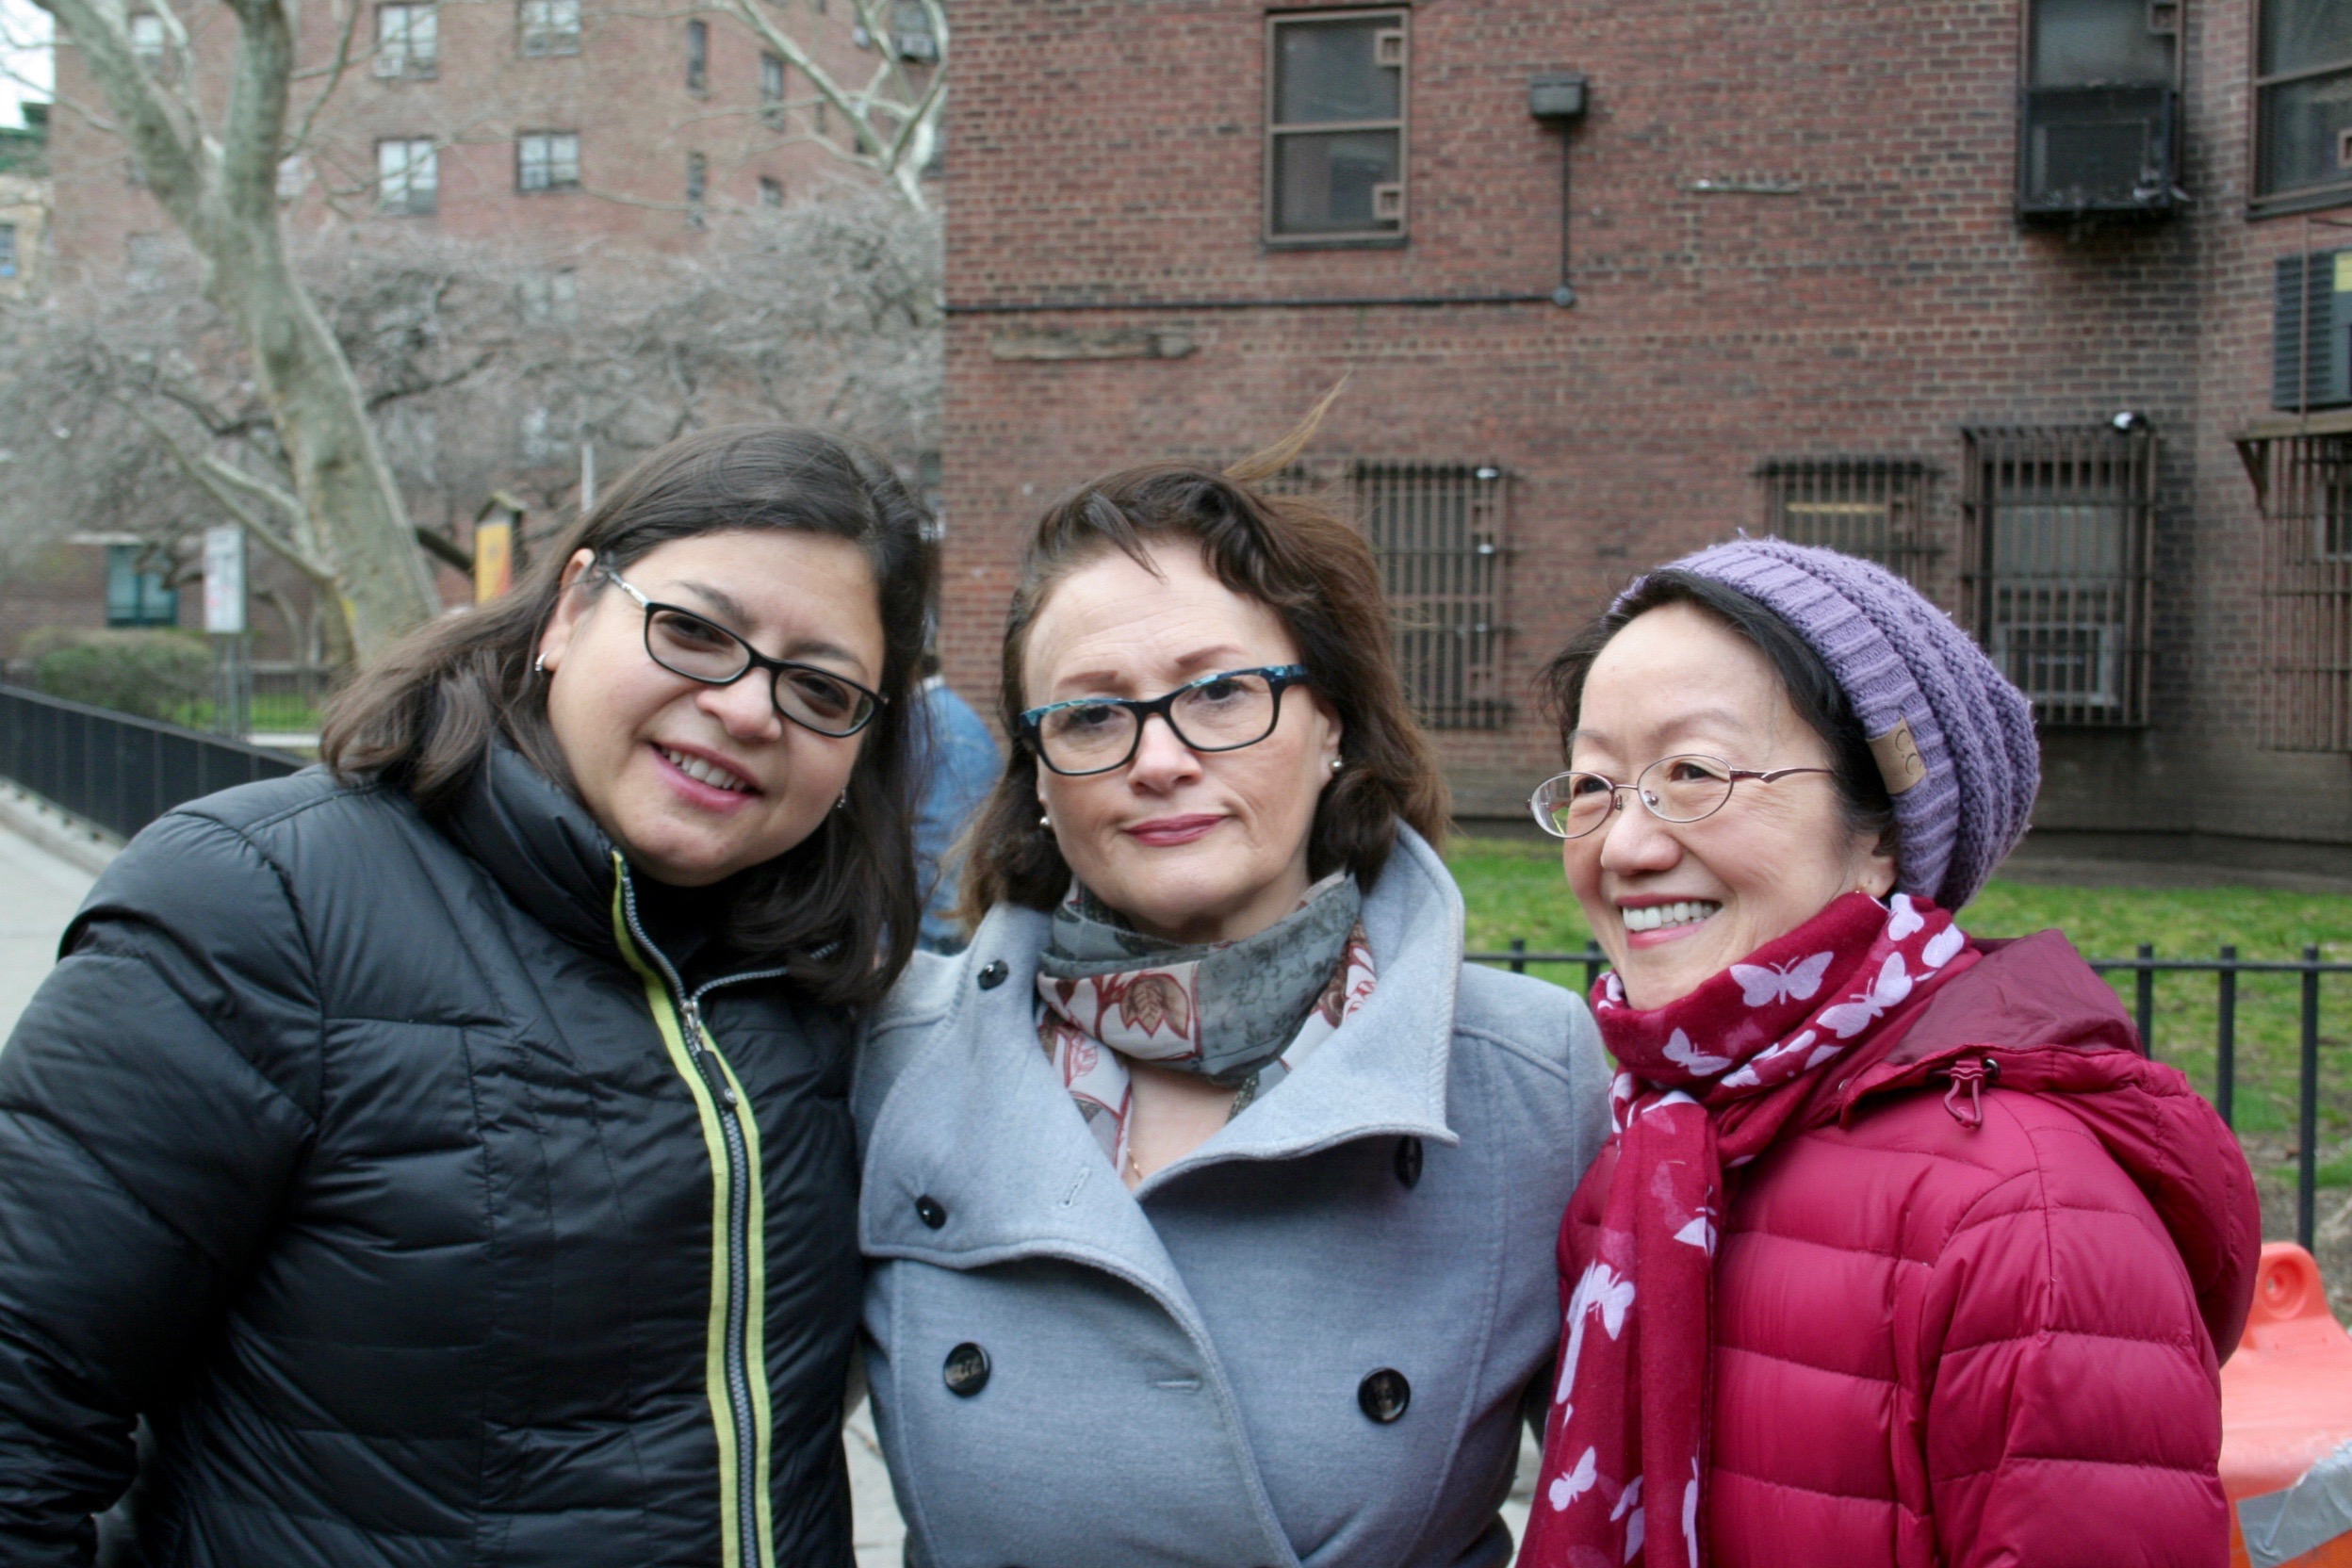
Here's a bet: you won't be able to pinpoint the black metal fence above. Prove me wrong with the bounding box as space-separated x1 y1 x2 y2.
0 684 301 842
1470 940 2352 1250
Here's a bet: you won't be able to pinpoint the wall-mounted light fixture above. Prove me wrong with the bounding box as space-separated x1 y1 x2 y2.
1528 73 1591 308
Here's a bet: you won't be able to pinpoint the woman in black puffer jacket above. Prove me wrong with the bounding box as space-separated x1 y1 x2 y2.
0 427 932 1568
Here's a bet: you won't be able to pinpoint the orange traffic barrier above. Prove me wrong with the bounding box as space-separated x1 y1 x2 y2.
2223 1244 2352 1568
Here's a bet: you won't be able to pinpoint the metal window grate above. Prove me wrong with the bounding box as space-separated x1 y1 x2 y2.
1961 426 2155 727
2244 432 2352 751
1264 460 1511 728
1756 457 1938 587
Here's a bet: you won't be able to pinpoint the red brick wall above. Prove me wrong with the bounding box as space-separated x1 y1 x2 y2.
938 0 2352 856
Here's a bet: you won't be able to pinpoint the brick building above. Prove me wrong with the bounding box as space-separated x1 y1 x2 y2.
935 0 2352 872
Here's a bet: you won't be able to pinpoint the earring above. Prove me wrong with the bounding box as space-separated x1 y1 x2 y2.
532 652 547 675
1038 812 1050 828
1330 758 1344 774
836 792 847 812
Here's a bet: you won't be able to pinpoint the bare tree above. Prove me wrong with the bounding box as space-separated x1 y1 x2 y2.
710 0 945 209
29 0 443 660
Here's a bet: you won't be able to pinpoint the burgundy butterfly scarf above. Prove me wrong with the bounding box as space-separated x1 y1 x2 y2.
1517 890 1973 1568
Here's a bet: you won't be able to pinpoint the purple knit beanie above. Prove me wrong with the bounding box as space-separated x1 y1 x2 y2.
1615 539 2040 910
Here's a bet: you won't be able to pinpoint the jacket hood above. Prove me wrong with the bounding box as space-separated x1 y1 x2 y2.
1842 928 2262 1362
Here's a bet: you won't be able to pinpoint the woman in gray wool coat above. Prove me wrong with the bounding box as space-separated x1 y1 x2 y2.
853 432 1612 1568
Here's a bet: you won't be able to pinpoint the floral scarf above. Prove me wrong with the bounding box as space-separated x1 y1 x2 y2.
1518 891 1973 1568
1036 872 1377 1168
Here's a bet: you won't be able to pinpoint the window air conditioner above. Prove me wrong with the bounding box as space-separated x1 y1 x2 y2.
2017 84 2176 220
2275 251 2352 412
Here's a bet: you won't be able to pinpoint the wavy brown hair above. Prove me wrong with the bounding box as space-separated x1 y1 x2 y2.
322 425 935 1007
958 410 1449 923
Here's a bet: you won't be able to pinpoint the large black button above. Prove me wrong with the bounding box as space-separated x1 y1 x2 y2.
977 959 1009 989
1358 1367 1410 1424
915 1195 946 1229
944 1341 990 1396
1394 1135 1424 1189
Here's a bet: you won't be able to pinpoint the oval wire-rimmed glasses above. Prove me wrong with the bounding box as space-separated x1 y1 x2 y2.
1019 664 1311 777
598 564 887 739
1529 755 1836 840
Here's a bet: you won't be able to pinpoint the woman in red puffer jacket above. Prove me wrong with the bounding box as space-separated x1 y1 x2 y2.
1516 540 2262 1568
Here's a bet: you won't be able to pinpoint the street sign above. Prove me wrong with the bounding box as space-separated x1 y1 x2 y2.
203 526 246 634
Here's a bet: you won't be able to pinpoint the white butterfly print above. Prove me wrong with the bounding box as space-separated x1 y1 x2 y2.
1554 1261 1637 1411
1886 892 1924 940
1922 923 1966 970
1673 1212 1716 1256
1662 1028 1734 1076
1818 952 1914 1038
1717 1028 1820 1088
1613 1475 1645 1561
1549 1446 1598 1511
1728 950 1834 1007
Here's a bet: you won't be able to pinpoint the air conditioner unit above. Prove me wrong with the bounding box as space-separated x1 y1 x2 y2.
2274 251 2352 412
2017 84 2176 220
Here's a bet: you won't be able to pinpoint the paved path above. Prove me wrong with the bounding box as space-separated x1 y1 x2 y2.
0 820 1532 1564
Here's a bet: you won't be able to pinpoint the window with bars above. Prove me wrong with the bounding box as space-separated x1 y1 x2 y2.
517 131 580 191
685 19 708 92
2241 431 2352 751
375 3 438 77
1266 10 1408 244
520 0 580 56
1961 426 2155 727
376 138 437 214
1756 458 1937 586
1265 460 1511 728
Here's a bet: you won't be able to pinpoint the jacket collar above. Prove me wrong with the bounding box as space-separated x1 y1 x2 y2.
435 742 623 956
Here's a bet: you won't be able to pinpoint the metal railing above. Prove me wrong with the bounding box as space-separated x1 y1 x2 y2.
1470 939 2352 1250
0 683 302 842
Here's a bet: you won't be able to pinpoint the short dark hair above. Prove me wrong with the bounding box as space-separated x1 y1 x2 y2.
321 425 936 1008
957 448 1450 923
1539 569 1898 855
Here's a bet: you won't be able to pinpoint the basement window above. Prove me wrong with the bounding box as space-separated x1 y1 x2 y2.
1266 9 1407 245
1757 457 1939 588
2237 429 2352 750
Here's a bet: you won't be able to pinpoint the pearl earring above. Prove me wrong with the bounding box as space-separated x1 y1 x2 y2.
1038 812 1051 828
532 652 547 675
1330 758 1343 774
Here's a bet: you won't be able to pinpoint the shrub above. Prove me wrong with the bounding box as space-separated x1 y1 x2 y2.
24 629 214 723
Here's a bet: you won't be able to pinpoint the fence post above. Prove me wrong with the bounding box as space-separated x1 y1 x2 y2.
2215 945 2237 1131
1583 942 1604 993
2134 943 2155 1056
2299 945 2322 1251
1510 938 1527 975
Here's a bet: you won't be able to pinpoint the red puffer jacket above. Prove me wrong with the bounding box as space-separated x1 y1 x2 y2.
1560 931 2262 1568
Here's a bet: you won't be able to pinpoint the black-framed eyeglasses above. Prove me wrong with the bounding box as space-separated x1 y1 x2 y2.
1019 664 1312 777
599 564 886 739
1529 754 1836 840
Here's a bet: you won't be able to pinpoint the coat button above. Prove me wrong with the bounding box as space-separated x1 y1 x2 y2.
915 1195 946 1229
977 959 1009 989
1358 1367 1410 1424
944 1342 990 1396
1394 1135 1423 1189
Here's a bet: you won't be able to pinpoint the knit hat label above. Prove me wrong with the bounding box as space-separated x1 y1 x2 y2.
1870 717 1929 796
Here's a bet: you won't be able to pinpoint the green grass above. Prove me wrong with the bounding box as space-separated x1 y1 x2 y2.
1445 835 2352 1165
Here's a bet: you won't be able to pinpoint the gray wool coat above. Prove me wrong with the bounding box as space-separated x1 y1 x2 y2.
852 825 1610 1568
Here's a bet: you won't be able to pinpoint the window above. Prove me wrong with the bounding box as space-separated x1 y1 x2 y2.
517 131 580 191
377 138 438 214
686 151 706 226
106 546 179 627
1266 10 1407 244
685 19 707 92
758 175 783 206
890 0 937 61
520 0 580 57
1756 458 1937 587
128 13 165 68
2018 0 2177 218
519 267 579 321
2239 430 2352 750
125 232 167 286
1266 460 1511 727
0 222 15 279
1961 426 2155 727
760 52 785 126
2257 0 2352 207
374 3 438 77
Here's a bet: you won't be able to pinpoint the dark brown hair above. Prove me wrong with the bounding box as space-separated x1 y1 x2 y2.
322 425 936 1007
957 416 1450 923
1539 569 1897 852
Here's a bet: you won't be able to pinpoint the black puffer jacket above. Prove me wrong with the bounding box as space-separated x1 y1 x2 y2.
0 745 861 1567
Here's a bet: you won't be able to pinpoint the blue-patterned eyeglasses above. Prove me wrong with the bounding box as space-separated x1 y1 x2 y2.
1019 665 1311 776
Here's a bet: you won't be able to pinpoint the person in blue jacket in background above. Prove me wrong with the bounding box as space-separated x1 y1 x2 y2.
914 647 1002 953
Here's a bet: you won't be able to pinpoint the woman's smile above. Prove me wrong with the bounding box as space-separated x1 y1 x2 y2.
1617 896 1723 945
1124 812 1224 846
649 740 761 806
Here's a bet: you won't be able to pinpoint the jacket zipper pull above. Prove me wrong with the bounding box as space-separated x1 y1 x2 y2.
680 999 740 1110
1942 1057 1995 1129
